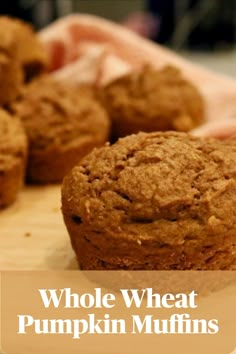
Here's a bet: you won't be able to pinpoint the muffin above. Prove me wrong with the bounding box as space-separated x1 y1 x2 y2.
0 16 48 105
101 65 205 139
62 131 236 270
0 51 23 107
0 108 27 208
12 77 110 183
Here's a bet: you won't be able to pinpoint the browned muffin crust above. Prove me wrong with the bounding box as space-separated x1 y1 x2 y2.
0 16 48 105
12 77 110 183
0 52 23 107
62 131 236 270
101 65 205 139
0 16 48 78
0 108 27 208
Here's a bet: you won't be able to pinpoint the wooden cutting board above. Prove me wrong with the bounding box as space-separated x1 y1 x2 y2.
0 185 77 270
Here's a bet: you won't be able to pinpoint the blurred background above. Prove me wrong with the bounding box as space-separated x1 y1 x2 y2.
1 0 236 76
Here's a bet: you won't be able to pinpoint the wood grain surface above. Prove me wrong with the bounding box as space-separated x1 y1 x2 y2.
0 185 77 270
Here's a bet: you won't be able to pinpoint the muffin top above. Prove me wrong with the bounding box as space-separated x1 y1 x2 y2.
0 16 48 81
0 50 24 105
101 65 205 138
12 77 110 152
0 16 48 106
62 131 236 243
0 108 27 170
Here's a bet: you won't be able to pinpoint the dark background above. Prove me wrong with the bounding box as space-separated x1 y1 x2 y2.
0 0 235 50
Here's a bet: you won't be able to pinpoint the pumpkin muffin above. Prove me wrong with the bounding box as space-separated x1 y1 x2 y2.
101 65 205 139
12 77 110 183
0 109 27 208
0 16 48 106
62 131 236 270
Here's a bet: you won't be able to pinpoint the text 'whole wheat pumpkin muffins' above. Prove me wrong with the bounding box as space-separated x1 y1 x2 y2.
62 131 236 270
0 108 27 209
0 16 48 106
101 65 205 139
12 78 110 184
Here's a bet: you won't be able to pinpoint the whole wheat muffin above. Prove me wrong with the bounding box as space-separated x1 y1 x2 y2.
0 16 48 106
12 77 110 183
0 109 27 208
101 66 205 139
62 131 236 270
0 52 23 107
